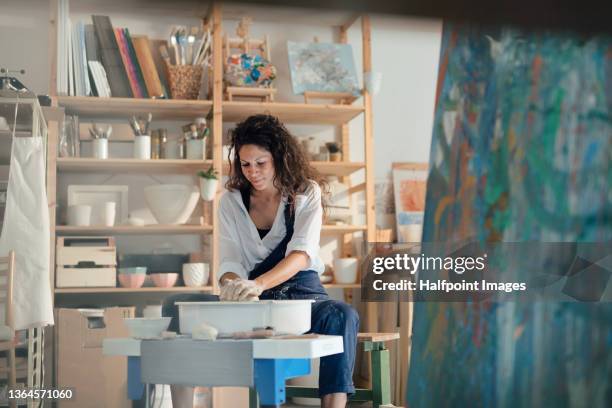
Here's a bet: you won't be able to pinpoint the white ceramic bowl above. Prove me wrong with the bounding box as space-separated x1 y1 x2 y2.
144 184 199 225
124 317 171 338
176 300 314 335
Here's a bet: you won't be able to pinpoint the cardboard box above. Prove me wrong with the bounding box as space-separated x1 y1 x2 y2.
55 307 134 408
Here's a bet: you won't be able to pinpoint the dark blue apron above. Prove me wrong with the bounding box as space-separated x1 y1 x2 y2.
248 199 328 301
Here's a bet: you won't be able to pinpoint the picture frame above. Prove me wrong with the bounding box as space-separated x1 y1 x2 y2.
67 185 128 225
392 162 428 242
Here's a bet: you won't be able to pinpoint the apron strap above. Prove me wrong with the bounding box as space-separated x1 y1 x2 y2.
248 200 295 280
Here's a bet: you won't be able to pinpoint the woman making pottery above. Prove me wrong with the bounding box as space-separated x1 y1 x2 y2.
164 114 359 408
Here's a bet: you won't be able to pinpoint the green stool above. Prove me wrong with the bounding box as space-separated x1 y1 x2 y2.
285 332 400 408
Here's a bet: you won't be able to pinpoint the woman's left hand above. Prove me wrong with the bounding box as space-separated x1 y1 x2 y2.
222 279 264 301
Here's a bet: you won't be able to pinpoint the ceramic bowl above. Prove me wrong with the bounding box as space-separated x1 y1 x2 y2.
124 317 171 338
144 184 199 225
151 273 179 288
118 266 147 275
118 274 146 288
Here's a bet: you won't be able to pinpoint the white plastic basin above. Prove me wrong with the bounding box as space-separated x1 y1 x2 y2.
176 300 314 336
144 184 199 225
124 317 171 339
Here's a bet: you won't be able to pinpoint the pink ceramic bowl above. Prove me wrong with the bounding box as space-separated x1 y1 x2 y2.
151 273 179 288
118 273 146 288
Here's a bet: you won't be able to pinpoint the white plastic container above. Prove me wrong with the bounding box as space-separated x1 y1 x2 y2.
176 300 314 335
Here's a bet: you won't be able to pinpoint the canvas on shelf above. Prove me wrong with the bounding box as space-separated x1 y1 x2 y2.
392 163 428 243
287 41 360 95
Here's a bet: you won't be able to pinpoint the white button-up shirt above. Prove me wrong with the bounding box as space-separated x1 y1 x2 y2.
218 181 325 281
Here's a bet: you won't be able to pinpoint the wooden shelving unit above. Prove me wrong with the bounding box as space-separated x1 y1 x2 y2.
56 96 212 119
49 4 375 328
222 101 364 125
56 225 213 235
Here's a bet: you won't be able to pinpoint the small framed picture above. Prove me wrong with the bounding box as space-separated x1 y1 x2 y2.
392 163 428 243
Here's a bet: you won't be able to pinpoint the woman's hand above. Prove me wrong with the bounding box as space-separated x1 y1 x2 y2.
220 279 264 301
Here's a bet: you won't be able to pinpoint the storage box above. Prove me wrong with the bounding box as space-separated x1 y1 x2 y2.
56 307 134 408
176 300 314 335
56 237 116 287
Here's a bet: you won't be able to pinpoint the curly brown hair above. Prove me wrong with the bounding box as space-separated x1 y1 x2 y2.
226 114 327 209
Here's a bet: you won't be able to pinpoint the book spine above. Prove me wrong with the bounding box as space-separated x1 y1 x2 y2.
114 28 142 98
123 28 149 99
91 15 133 98
131 36 165 99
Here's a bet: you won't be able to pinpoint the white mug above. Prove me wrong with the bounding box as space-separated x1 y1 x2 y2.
134 135 151 159
67 204 92 226
333 258 359 284
102 201 116 226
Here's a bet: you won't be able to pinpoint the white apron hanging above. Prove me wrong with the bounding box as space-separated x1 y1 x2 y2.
0 136 54 330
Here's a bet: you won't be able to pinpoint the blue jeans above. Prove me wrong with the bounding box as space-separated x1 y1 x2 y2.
161 271 359 396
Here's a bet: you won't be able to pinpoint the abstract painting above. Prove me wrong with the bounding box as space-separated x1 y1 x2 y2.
407 24 612 407
287 41 359 95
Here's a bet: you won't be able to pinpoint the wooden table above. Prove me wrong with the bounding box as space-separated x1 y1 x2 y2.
103 335 343 407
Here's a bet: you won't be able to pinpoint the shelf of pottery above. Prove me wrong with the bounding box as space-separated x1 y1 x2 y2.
48 2 376 296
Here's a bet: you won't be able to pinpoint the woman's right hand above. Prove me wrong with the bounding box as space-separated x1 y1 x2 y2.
220 278 261 301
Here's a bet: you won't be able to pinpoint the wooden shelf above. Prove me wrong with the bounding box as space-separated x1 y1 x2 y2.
321 225 367 234
223 101 364 125
56 225 213 235
323 283 361 289
57 158 213 173
56 225 362 236
223 160 364 177
55 286 214 294
54 285 357 293
56 96 212 119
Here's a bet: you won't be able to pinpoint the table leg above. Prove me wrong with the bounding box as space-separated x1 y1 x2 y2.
253 358 310 407
145 383 150 408
127 356 145 400
249 387 259 408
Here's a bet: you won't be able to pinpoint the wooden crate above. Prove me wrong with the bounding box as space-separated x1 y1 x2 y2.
56 237 116 288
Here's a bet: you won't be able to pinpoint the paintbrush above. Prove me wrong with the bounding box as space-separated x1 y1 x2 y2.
187 26 197 65
159 45 172 66
169 27 180 65
144 113 152 135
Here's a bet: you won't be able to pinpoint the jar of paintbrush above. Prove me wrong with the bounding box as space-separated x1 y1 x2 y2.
161 25 212 100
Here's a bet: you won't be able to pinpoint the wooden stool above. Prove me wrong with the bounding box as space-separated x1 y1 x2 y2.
285 332 400 408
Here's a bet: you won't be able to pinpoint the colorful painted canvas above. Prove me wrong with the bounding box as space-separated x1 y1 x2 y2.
407 25 611 407
287 41 359 95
